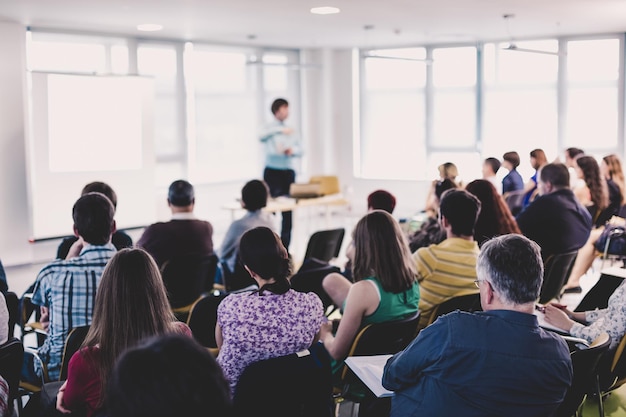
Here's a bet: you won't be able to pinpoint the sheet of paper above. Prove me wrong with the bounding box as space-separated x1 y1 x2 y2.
533 310 570 334
345 355 394 398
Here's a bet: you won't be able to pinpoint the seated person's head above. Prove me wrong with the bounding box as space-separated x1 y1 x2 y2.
167 180 195 209
434 179 458 202
241 180 269 212
476 234 543 310
82 181 117 210
271 98 289 121
239 227 291 294
538 163 570 195
482 157 501 178
530 149 548 170
565 147 584 167
437 162 458 181
106 335 231 417
439 190 481 238
502 152 520 171
367 190 396 214
73 192 115 246
352 210 416 293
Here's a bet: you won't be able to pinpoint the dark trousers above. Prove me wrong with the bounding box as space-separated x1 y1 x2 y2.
264 167 295 250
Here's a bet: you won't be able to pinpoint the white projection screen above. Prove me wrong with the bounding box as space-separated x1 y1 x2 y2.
28 72 156 240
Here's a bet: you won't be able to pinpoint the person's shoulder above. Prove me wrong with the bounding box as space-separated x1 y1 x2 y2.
291 289 323 309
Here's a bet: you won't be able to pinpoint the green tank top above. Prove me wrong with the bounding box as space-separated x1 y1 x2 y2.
361 277 420 325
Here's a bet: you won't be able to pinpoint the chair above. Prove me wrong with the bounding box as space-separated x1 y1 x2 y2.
160 254 218 320
539 251 578 304
553 333 611 417
600 333 626 394
186 293 227 354
20 293 46 346
303 228 345 263
503 190 527 216
426 293 482 327
232 342 333 417
221 259 257 293
0 338 24 403
4 292 18 338
336 311 421 415
291 261 341 312
574 272 624 312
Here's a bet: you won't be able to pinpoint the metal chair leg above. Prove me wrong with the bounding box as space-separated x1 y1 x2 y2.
596 374 604 417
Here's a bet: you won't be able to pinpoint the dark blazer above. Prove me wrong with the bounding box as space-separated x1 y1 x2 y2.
516 188 592 257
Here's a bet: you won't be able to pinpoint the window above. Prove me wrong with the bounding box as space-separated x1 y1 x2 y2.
360 48 427 180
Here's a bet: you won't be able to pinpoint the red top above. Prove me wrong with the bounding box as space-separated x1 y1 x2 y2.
62 322 192 416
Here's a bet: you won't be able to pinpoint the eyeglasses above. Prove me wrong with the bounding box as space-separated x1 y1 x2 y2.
474 279 487 288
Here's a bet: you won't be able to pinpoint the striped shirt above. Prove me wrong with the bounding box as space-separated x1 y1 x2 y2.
413 238 479 330
32 243 116 380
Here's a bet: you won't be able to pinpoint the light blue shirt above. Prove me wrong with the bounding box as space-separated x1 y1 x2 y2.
259 120 301 170
218 210 276 273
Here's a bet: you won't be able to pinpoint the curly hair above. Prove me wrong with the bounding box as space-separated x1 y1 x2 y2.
465 180 521 246
577 156 609 211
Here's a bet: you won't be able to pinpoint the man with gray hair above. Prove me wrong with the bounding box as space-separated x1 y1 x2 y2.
383 234 572 417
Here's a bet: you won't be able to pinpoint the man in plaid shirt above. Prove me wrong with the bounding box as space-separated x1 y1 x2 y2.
22 192 117 384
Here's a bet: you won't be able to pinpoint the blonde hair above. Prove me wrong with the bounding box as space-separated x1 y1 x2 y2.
604 154 626 205
352 211 417 293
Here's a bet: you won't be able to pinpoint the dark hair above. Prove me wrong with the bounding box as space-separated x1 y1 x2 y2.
540 163 570 189
239 227 291 295
577 156 609 211
434 179 458 201
271 98 289 115
242 180 269 212
72 193 115 245
82 182 117 208
566 147 585 159
484 157 501 175
367 190 396 214
477 234 543 305
465 180 521 246
106 335 231 417
352 211 416 293
168 180 195 207
502 152 520 168
530 149 548 169
439 189 481 237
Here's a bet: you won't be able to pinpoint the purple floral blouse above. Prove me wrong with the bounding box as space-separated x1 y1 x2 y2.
217 289 324 393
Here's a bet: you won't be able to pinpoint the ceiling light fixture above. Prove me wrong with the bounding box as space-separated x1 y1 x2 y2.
137 24 163 32
310 6 340 15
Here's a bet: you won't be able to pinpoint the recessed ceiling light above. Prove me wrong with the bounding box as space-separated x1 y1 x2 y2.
137 24 163 32
310 6 340 15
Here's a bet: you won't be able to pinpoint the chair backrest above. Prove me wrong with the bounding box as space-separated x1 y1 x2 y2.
186 293 228 349
427 293 482 327
553 333 611 417
0 338 23 401
539 251 578 304
4 292 18 338
600 332 626 391
575 273 624 313
290 261 341 311
232 342 333 417
161 254 218 309
221 259 257 293
303 229 345 263
503 190 527 216
59 326 91 381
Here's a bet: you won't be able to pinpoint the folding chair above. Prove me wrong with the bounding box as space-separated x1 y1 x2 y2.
426 293 482 327
186 293 228 355
304 229 345 263
539 251 578 304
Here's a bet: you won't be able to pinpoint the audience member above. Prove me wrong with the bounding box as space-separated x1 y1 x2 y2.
107 335 231 417
259 98 300 250
546 279 626 350
574 156 610 226
413 189 481 330
320 211 419 368
57 182 132 259
522 148 548 208
56 249 191 417
219 180 275 276
424 162 460 214
383 234 572 417
562 154 625 293
482 157 502 194
501 151 524 194
23 193 116 384
367 189 396 214
216 227 323 394
564 147 585 168
465 180 521 246
137 179 214 267
408 179 456 252
517 163 592 258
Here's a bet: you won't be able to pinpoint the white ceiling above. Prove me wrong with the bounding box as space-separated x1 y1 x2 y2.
0 0 625 48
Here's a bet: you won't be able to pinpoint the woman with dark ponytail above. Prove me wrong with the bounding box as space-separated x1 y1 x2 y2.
216 227 324 394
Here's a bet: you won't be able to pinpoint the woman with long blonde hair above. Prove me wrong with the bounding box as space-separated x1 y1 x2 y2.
56 248 191 417
602 154 625 205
